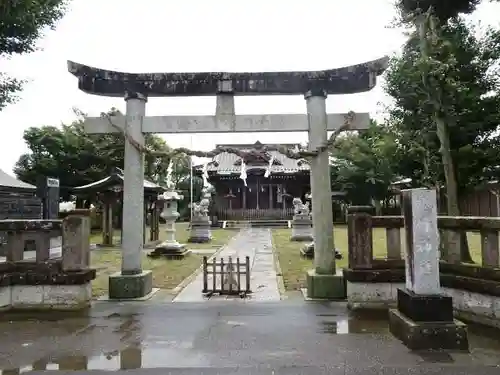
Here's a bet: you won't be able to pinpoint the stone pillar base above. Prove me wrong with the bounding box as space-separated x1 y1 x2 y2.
290 215 313 242
389 288 468 350
108 270 153 299
148 242 190 259
188 236 211 243
397 288 454 322
389 309 468 351
188 221 212 243
306 269 346 299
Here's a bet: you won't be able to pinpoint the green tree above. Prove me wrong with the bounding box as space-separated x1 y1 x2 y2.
13 109 189 198
387 4 500 261
176 175 204 220
330 121 399 211
1 0 68 110
396 0 481 23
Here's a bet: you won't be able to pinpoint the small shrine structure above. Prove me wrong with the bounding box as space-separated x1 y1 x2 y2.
72 168 165 246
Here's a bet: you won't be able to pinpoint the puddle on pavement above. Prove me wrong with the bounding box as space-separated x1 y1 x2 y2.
317 310 500 364
0 345 213 372
318 309 390 334
3 309 500 371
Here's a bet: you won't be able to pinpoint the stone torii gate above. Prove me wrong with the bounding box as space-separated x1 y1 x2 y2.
68 57 388 300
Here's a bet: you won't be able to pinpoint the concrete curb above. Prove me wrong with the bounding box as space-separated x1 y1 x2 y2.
270 229 287 300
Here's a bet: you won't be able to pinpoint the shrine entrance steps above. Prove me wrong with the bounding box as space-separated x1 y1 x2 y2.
222 220 289 229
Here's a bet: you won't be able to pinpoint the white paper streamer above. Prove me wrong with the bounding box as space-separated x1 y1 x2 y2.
166 159 173 189
239 160 247 187
264 155 274 178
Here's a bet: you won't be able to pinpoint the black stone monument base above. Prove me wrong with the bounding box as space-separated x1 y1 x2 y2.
389 308 468 351
397 288 454 322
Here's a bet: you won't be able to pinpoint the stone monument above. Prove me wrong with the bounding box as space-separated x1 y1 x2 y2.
188 192 212 243
388 188 468 350
290 198 313 242
148 191 189 259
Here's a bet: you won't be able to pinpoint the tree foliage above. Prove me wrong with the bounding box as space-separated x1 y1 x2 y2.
386 16 500 192
0 0 68 110
13 110 191 199
330 122 399 206
396 0 481 22
386 3 500 262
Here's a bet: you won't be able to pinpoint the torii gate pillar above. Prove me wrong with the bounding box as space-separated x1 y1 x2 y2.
305 89 343 298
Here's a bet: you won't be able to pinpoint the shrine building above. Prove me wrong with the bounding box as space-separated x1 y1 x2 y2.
194 141 310 221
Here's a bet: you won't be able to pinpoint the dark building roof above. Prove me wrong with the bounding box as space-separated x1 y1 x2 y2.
0 169 36 190
72 168 164 194
198 141 310 176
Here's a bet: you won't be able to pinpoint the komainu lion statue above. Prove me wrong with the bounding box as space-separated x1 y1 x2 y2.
292 197 310 215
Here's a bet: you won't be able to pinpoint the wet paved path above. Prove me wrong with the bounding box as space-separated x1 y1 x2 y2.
173 228 280 302
1 301 500 374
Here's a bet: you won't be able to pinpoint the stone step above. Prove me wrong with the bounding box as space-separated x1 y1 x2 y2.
223 220 289 229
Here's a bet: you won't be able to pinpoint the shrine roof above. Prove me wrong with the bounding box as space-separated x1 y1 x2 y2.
0 169 36 191
200 142 310 175
72 168 164 193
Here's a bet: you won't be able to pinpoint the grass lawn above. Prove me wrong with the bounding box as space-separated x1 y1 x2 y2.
90 223 237 297
272 226 483 292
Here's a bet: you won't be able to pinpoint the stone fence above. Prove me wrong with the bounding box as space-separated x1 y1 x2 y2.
344 207 500 328
0 209 96 311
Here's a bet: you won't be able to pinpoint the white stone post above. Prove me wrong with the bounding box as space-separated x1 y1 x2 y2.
121 92 147 275
389 188 468 351
305 89 335 275
401 188 440 295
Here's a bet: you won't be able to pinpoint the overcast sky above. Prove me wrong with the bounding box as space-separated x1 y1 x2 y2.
1 0 499 176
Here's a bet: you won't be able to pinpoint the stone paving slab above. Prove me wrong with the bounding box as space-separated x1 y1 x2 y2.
173 229 280 302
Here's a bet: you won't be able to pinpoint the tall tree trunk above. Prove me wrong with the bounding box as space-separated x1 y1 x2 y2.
434 116 473 263
418 15 473 263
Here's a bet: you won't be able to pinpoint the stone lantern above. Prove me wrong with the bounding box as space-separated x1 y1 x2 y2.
148 191 189 259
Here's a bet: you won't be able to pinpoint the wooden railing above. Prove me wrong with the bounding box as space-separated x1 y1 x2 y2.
217 208 294 220
348 211 500 269
344 204 500 330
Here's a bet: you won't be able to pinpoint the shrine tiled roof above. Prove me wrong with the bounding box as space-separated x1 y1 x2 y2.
72 167 164 193
0 169 36 190
202 141 310 175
